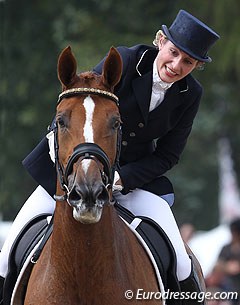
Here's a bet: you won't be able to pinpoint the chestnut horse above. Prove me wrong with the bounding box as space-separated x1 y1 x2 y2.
24 47 160 304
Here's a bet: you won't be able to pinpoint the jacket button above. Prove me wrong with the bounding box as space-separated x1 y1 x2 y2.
138 122 144 128
122 140 128 146
129 132 136 137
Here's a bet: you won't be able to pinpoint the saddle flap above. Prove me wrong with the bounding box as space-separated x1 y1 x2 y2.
115 202 182 305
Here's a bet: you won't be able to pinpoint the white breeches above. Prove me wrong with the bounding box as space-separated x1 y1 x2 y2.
0 187 191 281
0 186 55 277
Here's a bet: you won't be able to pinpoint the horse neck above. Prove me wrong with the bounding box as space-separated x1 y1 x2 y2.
53 200 122 247
51 197 128 268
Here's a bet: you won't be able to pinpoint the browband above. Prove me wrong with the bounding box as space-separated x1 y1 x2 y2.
57 87 119 105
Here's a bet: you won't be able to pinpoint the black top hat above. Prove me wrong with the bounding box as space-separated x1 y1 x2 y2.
162 10 220 62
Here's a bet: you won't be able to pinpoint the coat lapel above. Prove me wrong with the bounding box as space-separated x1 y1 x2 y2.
132 74 187 122
132 71 152 124
149 82 186 119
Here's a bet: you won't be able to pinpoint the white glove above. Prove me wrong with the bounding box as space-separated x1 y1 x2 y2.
113 171 123 192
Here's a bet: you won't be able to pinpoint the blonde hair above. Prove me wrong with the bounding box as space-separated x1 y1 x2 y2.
152 30 167 48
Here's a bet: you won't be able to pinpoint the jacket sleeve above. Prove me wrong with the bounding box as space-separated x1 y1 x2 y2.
119 91 202 194
22 137 57 197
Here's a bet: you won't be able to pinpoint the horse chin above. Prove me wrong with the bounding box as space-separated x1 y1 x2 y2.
72 203 103 224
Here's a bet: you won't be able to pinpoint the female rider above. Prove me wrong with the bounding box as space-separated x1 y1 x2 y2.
0 9 219 304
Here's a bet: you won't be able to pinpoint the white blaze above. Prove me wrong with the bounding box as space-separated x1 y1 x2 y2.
82 95 95 174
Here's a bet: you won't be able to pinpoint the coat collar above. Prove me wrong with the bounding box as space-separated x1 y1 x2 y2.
136 48 157 76
132 48 189 123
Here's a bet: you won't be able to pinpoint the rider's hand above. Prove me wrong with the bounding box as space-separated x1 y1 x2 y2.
113 171 123 192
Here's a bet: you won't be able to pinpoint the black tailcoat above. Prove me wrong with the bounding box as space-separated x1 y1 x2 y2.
23 44 202 198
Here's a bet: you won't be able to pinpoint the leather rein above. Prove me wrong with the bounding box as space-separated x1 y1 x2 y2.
53 87 121 202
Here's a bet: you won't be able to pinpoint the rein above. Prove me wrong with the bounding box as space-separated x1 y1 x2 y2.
54 87 121 202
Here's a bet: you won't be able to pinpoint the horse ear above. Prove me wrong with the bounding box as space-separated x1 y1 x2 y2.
57 46 77 88
102 47 122 90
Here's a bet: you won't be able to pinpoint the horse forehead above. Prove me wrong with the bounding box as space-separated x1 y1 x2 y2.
77 71 103 87
57 96 115 120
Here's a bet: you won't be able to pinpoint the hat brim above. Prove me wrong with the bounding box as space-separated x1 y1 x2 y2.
161 25 212 63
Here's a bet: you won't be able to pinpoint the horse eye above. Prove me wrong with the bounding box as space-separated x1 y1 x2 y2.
57 116 66 128
112 119 121 130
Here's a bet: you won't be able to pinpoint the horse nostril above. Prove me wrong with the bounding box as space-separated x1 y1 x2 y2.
95 184 110 205
68 188 82 206
68 183 110 207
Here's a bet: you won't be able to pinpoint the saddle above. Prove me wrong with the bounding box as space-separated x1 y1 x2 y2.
115 203 181 302
3 206 181 305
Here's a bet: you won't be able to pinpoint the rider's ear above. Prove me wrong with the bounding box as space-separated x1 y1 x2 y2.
102 47 122 91
57 46 77 89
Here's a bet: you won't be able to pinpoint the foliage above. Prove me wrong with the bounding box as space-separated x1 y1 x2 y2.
0 0 239 230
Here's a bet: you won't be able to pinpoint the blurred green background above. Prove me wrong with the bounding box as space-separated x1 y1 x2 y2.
0 0 240 230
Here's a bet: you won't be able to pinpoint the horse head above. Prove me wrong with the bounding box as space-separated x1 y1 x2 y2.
55 46 122 224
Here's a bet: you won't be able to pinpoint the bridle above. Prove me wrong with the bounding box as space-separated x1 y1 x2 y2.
53 87 121 202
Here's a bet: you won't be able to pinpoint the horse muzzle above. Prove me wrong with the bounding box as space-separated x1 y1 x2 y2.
67 181 110 224
72 202 103 224
54 142 115 223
